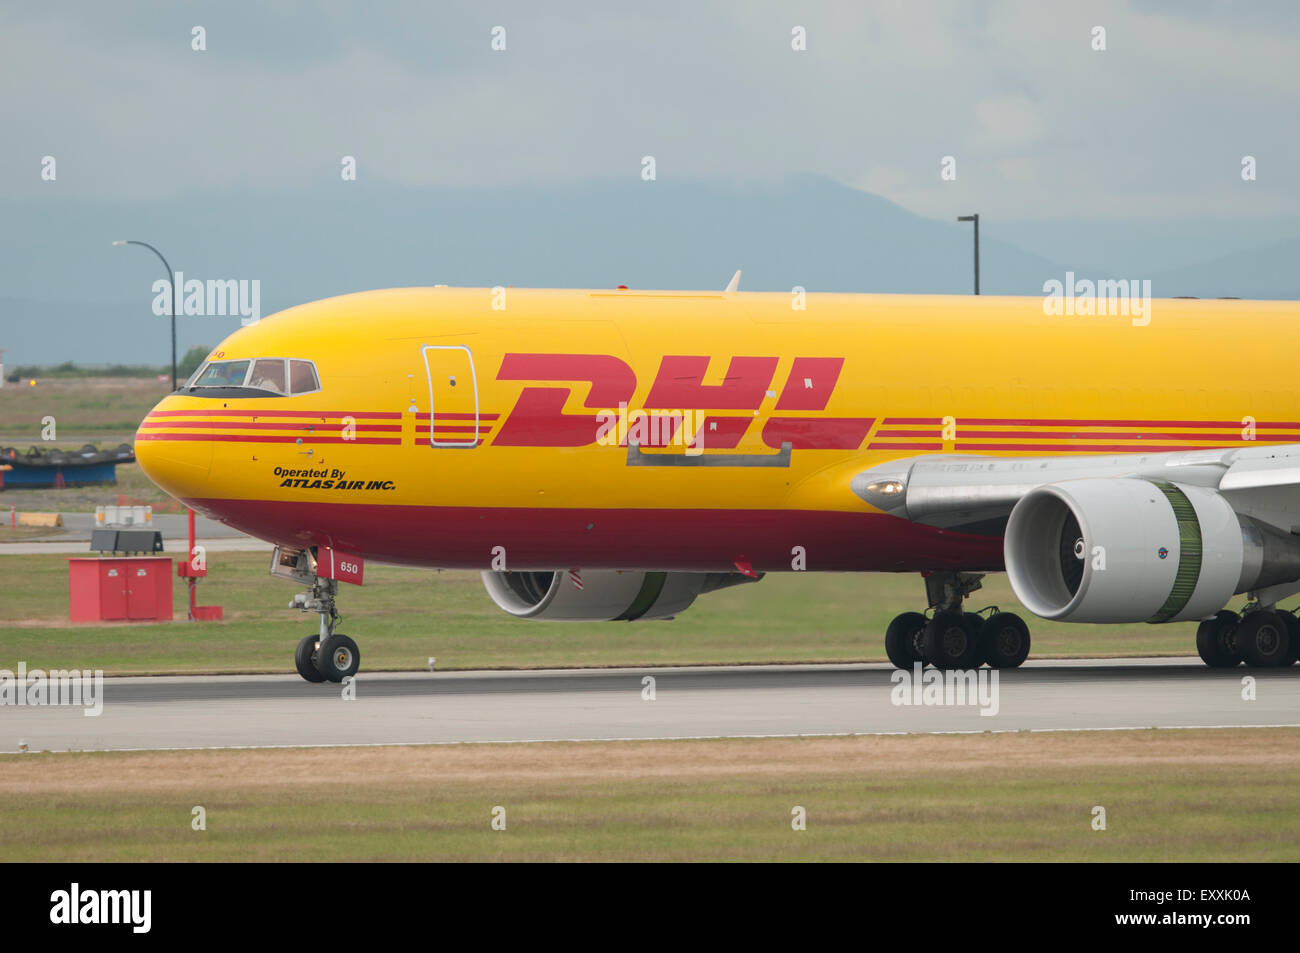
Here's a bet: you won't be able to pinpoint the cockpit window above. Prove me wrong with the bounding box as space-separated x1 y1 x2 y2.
290 360 320 394
249 358 287 395
184 357 321 397
191 359 250 388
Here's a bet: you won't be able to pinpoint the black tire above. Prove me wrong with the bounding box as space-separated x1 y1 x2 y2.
1237 610 1291 667
962 613 987 666
295 634 327 683
980 612 1031 668
884 612 926 669
1283 611 1300 665
923 610 983 670
315 633 361 682
1195 610 1241 667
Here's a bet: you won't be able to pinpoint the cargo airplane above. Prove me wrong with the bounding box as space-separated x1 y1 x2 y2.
135 285 1300 681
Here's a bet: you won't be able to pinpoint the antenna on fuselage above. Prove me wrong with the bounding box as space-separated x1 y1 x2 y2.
724 269 741 293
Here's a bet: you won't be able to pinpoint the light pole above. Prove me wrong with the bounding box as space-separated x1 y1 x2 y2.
113 239 178 389
956 214 980 295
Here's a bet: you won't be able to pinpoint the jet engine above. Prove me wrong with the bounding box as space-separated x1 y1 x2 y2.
481 569 761 621
1004 478 1300 623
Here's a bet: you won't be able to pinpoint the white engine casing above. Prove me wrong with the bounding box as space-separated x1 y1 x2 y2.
1004 478 1243 623
481 570 753 621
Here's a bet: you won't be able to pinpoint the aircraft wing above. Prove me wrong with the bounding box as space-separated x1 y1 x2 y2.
851 443 1300 534
853 442 1300 624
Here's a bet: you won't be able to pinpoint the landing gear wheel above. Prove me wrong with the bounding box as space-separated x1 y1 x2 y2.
1195 610 1241 667
962 613 986 666
980 612 1031 668
1283 611 1300 665
315 633 360 682
295 634 327 682
923 610 983 670
1237 610 1291 667
885 612 927 669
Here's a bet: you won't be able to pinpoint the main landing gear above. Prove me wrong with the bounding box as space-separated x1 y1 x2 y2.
884 571 1031 671
1196 606 1300 668
290 576 361 683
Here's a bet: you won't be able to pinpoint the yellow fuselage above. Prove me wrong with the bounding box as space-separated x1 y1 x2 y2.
135 288 1300 572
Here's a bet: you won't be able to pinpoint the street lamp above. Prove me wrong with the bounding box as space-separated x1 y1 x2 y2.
956 214 980 295
113 239 178 389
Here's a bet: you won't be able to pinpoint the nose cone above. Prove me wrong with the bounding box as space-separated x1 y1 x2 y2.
135 398 214 502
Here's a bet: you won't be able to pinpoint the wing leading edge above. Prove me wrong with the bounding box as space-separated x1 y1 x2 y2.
852 443 1300 534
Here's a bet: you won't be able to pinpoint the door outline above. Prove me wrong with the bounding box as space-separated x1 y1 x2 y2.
422 344 480 448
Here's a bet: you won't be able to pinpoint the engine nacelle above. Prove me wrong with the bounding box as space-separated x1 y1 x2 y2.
481 570 761 621
1005 478 1300 623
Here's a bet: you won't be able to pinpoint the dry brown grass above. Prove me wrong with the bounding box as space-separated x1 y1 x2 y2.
3 729 1297 861
4 728 1295 795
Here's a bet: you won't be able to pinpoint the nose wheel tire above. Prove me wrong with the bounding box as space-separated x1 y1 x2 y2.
1237 610 1291 667
980 612 1031 668
885 612 927 669
923 610 983 670
315 633 361 682
1195 610 1242 667
295 634 328 682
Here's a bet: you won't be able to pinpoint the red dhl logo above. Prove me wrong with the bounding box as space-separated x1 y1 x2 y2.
491 353 870 450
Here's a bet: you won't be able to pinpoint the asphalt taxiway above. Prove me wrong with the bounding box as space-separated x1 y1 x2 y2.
3 658 1296 753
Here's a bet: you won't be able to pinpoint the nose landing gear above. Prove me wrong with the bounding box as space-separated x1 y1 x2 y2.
274 547 363 683
288 578 362 683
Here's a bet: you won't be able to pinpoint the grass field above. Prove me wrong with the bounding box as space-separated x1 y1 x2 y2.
0 375 176 511
0 525 62 541
0 550 1256 674
0 376 167 441
1 729 1295 861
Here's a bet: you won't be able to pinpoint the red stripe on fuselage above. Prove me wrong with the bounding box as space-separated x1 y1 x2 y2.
145 409 403 419
140 420 401 432
952 442 1214 453
878 428 1279 441
957 418 1300 428
867 442 944 450
883 417 1300 429
413 413 499 421
136 433 401 445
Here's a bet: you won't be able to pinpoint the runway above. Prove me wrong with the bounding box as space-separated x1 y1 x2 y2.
4 658 1298 753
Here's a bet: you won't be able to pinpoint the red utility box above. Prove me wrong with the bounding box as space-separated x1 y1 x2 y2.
68 557 174 623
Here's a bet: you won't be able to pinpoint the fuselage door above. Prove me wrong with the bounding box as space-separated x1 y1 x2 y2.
422 344 480 448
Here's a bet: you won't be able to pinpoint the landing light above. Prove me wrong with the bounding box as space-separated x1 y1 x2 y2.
865 480 905 496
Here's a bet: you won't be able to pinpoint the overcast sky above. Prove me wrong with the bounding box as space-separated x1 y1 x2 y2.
3 0 1297 223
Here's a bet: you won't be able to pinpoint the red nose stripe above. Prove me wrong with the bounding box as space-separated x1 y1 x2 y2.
140 420 401 432
145 409 403 419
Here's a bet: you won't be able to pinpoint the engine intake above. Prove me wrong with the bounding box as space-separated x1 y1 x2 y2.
481 570 761 621
1005 478 1300 623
